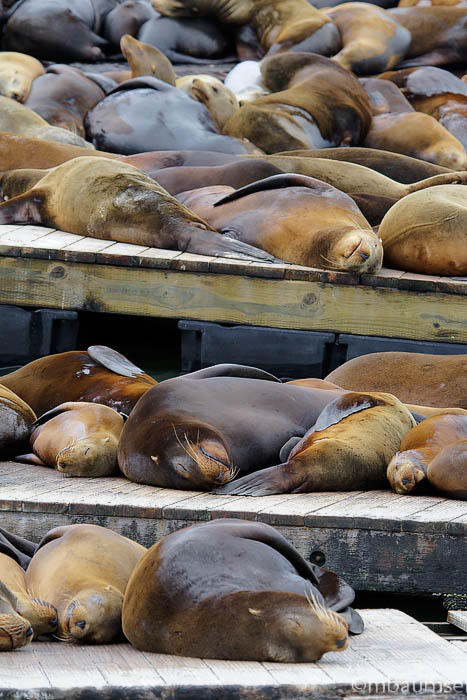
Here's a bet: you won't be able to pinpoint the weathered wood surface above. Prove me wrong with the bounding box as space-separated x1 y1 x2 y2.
1 462 466 595
0 225 465 342
0 610 465 699
448 612 467 634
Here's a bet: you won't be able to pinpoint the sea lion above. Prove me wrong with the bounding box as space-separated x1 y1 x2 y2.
176 75 239 131
25 524 146 644
223 53 372 152
24 64 105 137
123 518 363 660
217 391 415 495
224 60 269 105
85 77 259 155
16 402 124 477
0 384 36 458
177 173 383 272
363 111 467 170
378 184 467 275
103 0 157 46
120 34 176 85
0 581 33 650
326 352 467 409
117 363 344 490
118 149 239 176
360 77 414 115
0 95 94 148
1 345 156 417
427 439 467 499
324 3 411 74
387 413 467 494
0 528 37 572
0 553 57 638
0 51 44 102
0 157 277 262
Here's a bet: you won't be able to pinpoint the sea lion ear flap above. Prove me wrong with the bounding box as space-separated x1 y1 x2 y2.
87 345 145 377
280 436 302 462
0 191 44 225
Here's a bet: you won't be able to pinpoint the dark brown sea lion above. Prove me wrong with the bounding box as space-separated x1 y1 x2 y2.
360 77 414 115
0 384 36 458
0 51 44 102
0 528 37 571
123 518 364 660
324 2 411 74
103 0 157 46
0 157 276 262
85 77 258 155
17 402 124 477
326 352 467 409
24 64 105 137
25 524 146 644
217 391 415 495
0 553 57 638
117 364 343 490
427 439 467 499
1 345 156 417
387 413 467 494
0 581 33 650
177 173 383 272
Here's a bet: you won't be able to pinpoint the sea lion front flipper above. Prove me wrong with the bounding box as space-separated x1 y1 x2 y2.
183 364 281 382
310 393 385 435
214 463 300 496
0 527 38 569
34 526 71 552
32 402 93 427
338 606 365 635
177 225 280 262
213 174 325 207
87 346 145 377
0 190 45 225
280 436 302 462
14 453 47 467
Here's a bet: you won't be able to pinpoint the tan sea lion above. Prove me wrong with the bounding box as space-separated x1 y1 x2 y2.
177 173 383 272
26 524 146 644
1 345 156 417
0 553 57 638
387 413 467 494
0 157 277 263
427 439 467 499
123 518 363 660
0 52 44 102
326 352 467 409
176 75 239 131
378 185 467 275
324 3 411 74
120 34 176 85
17 402 124 477
0 581 33 650
0 384 36 458
216 392 415 495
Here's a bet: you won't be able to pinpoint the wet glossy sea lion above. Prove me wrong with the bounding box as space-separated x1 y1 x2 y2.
26 524 146 644
120 34 176 85
123 518 364 660
118 364 343 490
379 184 467 275
387 413 467 495
85 77 258 155
177 173 383 272
0 553 57 638
0 157 276 262
17 402 124 477
103 0 157 46
24 65 105 137
0 52 44 102
361 77 414 115
0 384 36 458
224 53 372 152
118 150 239 178
1 346 156 417
326 352 467 409
324 3 411 74
427 439 467 499
363 112 467 169
176 75 239 131
0 581 33 650
151 160 283 194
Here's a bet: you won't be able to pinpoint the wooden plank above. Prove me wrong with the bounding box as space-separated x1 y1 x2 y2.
448 612 467 633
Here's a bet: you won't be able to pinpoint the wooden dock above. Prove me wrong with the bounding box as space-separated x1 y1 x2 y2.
1 461 466 596
0 610 466 699
0 224 465 342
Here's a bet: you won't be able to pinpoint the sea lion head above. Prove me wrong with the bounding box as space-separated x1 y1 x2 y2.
387 450 427 494
56 436 118 477
0 582 34 650
59 586 124 644
17 597 58 637
325 226 383 274
186 77 239 131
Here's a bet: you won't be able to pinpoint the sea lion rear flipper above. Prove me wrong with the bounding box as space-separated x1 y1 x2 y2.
0 191 45 225
14 452 47 467
214 463 298 496
87 345 145 377
280 436 302 462
184 364 280 382
338 606 364 635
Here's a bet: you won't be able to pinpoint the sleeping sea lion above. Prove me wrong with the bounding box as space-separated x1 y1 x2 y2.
103 0 157 46
387 413 467 494
0 52 44 102
0 581 33 650
1 345 156 417
0 553 57 638
123 518 363 660
177 173 383 272
326 352 467 409
17 402 124 477
216 392 415 495
0 384 36 458
0 157 277 263
117 364 343 490
324 3 411 74
119 150 239 174
176 75 239 131
378 184 467 275
25 524 146 644
360 77 414 115
427 439 467 499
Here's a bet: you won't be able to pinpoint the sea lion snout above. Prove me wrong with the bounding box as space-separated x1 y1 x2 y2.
332 229 383 273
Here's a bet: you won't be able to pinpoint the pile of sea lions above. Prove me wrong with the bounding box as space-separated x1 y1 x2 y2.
0 520 363 658
1 346 466 498
0 0 466 274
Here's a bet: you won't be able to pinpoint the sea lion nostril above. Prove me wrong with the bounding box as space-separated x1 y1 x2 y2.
25 626 33 637
335 637 347 648
360 252 369 261
75 620 86 630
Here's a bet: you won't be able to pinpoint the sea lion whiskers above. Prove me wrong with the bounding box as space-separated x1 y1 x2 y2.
304 587 349 641
171 425 232 486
